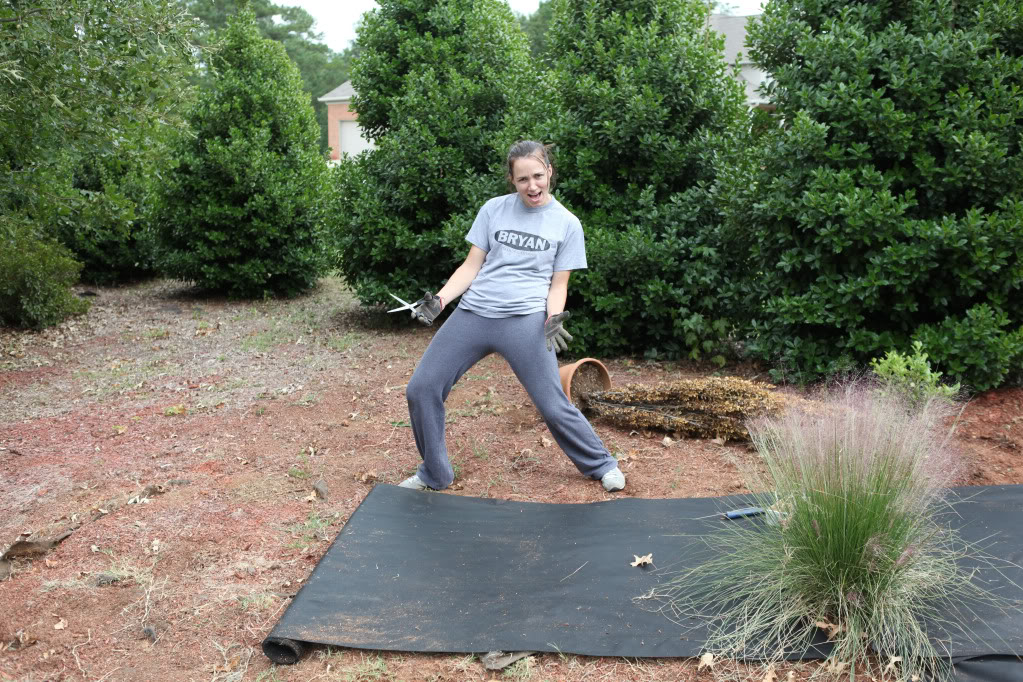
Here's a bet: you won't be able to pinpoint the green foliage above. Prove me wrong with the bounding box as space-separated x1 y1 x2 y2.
183 0 353 153
528 0 752 359
336 0 532 306
54 122 182 285
0 216 89 329
740 0 1023 388
158 9 331 298
912 304 1023 392
871 341 960 407
516 0 555 60
1 0 201 319
655 384 982 682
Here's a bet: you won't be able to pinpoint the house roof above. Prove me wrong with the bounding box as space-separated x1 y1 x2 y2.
318 80 355 103
707 14 758 66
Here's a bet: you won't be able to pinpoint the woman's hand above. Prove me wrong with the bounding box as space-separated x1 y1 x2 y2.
413 292 443 326
544 311 573 353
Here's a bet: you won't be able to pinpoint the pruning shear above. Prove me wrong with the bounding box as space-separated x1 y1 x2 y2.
387 292 421 314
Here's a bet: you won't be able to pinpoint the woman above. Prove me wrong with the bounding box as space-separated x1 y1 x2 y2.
399 140 625 493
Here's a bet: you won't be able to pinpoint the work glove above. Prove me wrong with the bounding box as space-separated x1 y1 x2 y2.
544 311 572 353
412 292 443 326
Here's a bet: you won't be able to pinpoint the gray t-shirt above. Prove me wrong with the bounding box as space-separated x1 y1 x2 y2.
458 194 587 318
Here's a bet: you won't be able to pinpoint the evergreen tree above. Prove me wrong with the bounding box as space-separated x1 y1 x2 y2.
183 0 350 152
742 0 1023 389
335 0 533 305
158 9 331 298
532 0 751 359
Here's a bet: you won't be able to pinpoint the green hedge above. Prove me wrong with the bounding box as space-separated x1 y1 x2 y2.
741 0 1023 389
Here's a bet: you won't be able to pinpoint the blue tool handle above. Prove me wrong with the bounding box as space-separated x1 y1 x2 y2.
725 507 765 519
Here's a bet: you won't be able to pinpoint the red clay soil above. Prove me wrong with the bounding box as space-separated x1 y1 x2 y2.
0 278 1020 682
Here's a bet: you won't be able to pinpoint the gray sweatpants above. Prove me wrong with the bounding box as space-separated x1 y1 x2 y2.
406 308 617 489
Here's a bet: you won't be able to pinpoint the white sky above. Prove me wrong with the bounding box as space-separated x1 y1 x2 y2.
287 0 766 54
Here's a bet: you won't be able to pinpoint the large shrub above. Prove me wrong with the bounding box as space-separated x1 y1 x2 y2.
533 0 752 360
53 125 179 285
0 216 89 329
158 9 331 298
335 0 533 306
741 0 1023 389
1 0 200 323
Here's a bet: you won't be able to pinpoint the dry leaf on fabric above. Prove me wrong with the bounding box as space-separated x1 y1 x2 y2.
630 553 653 567
814 619 843 639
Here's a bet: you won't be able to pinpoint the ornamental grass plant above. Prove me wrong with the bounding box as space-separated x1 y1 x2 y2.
652 382 1000 681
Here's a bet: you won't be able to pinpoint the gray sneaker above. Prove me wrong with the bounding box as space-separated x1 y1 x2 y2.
601 467 625 492
398 474 430 490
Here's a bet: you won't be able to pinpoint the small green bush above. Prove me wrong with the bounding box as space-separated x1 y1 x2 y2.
53 150 154 285
870 340 961 407
912 305 1023 393
158 9 330 298
0 216 89 329
654 383 986 682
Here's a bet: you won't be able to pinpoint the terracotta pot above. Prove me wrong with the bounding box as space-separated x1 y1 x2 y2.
559 358 612 410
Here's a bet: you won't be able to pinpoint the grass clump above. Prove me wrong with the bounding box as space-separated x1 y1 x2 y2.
653 382 993 681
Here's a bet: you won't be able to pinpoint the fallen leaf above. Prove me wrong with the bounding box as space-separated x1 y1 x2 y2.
826 659 848 675
150 539 161 553
761 664 777 682
53 618 66 630
698 652 715 670
539 436 552 448
885 655 903 673
711 437 727 446
787 672 795 681
662 436 673 447
44 558 57 568
358 470 378 484
302 491 317 503
815 620 843 639
630 553 653 567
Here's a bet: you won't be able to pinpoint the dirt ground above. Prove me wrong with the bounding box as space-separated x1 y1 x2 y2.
1 278 1020 682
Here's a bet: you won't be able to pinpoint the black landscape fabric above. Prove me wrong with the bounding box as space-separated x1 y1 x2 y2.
263 484 1023 675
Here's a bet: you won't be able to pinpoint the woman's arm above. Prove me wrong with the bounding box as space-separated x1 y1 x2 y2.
546 270 571 317
435 245 487 308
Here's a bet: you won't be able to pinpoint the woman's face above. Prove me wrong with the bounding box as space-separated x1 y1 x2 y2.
510 155 552 208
